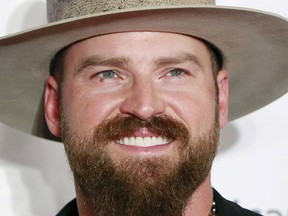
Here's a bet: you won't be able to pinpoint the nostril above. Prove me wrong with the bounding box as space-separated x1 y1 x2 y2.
119 94 166 120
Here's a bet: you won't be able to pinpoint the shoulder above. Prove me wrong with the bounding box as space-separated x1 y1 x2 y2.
213 189 262 216
56 199 79 216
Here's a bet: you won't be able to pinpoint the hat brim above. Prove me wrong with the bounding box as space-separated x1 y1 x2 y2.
1 5 288 140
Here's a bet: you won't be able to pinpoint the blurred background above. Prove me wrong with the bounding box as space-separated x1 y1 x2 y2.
0 0 287 215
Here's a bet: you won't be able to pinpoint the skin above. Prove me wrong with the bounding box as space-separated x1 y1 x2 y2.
45 32 228 215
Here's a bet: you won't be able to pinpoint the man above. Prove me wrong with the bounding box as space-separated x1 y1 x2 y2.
1 0 288 215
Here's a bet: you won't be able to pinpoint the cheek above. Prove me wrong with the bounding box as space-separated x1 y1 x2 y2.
61 87 121 135
166 85 217 132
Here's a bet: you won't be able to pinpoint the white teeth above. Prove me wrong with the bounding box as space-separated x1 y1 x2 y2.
157 137 163 144
123 137 129 145
151 136 157 144
135 137 143 146
143 137 151 147
116 136 170 147
130 137 135 145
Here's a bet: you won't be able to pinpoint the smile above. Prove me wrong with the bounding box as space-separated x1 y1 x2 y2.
116 136 171 147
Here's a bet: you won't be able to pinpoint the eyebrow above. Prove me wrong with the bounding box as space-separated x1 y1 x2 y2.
76 52 203 74
76 55 130 74
153 53 203 69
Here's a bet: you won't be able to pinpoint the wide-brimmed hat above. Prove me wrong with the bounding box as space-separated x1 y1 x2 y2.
1 0 288 140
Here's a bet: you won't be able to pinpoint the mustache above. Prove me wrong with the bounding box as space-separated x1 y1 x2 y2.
93 114 190 143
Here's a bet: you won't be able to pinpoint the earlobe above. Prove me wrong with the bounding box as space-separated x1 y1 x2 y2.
217 70 229 129
45 76 61 137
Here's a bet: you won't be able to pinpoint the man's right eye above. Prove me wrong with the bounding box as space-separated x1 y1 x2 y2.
96 70 118 79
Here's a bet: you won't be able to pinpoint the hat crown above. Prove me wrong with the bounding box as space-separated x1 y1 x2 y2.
47 0 215 22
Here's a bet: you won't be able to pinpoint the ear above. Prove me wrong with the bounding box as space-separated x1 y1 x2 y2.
217 70 229 129
44 76 61 137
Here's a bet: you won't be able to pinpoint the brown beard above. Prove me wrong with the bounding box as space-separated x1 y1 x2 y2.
61 114 219 216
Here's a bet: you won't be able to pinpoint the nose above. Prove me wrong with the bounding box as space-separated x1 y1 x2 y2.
119 79 166 120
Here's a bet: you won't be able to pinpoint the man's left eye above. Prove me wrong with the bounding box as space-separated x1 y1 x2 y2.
167 68 185 77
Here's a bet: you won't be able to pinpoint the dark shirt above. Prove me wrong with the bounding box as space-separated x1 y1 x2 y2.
56 189 262 216
213 189 262 216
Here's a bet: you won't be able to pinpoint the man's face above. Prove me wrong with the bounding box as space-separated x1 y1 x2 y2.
45 32 228 215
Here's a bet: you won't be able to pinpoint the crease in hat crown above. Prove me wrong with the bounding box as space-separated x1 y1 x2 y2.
47 0 215 22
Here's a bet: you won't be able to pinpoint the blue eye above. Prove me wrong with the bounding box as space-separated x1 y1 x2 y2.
168 68 184 77
98 70 117 78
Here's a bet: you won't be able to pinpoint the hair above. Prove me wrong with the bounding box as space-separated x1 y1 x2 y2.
49 43 71 90
49 36 225 89
197 37 225 78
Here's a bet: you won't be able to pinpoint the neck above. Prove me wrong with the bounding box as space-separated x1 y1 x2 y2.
76 173 213 216
75 186 94 216
182 173 213 216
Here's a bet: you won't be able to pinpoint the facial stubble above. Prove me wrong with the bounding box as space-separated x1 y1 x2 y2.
61 114 219 216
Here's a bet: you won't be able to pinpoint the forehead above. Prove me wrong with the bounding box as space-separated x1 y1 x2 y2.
66 32 211 60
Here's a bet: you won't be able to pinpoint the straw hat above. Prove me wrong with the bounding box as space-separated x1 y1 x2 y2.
1 0 288 140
